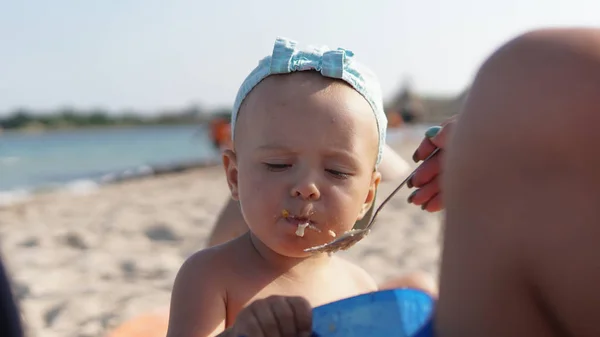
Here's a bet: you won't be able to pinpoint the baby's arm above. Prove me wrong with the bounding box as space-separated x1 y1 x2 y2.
166 251 227 337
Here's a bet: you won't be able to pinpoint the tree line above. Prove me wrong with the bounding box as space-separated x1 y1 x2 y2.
0 105 232 131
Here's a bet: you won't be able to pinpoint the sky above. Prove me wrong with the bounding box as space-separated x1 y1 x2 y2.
1 0 599 115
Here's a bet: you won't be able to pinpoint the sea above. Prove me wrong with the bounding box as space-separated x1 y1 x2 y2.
0 124 431 206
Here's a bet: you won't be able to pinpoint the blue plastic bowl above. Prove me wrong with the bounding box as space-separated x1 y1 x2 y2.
311 288 435 337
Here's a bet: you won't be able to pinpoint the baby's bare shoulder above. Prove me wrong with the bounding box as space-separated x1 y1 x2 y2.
331 256 378 292
167 242 242 336
179 240 241 284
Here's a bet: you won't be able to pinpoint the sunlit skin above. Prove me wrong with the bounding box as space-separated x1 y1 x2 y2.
436 28 600 336
167 71 385 337
408 115 457 212
229 72 381 257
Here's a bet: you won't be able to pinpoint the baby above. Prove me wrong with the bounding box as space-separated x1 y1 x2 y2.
167 37 389 337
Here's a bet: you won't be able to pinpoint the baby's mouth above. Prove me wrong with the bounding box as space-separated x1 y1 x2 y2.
281 209 321 237
286 216 311 225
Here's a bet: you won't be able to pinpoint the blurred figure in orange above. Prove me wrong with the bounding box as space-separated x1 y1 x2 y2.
209 117 232 151
385 110 404 128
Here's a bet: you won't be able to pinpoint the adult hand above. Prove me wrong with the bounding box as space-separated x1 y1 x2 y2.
407 116 457 212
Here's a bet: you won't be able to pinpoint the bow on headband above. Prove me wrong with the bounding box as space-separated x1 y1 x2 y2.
230 36 387 166
269 38 355 79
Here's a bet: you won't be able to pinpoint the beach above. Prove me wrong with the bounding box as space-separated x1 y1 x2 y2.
0 138 442 337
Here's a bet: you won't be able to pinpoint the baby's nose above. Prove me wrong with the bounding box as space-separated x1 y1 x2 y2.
291 182 321 201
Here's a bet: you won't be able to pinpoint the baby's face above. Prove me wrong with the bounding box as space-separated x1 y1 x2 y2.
224 72 381 257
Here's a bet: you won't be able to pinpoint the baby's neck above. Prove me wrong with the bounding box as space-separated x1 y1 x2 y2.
247 232 332 278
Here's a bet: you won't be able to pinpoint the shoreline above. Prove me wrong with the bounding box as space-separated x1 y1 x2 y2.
0 125 430 209
100 158 221 183
0 125 432 209
0 122 206 136
0 157 222 208
0 121 422 136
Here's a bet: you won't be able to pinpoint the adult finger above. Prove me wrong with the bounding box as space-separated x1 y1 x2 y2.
422 193 443 212
429 117 455 149
407 176 440 206
409 152 442 188
412 116 457 162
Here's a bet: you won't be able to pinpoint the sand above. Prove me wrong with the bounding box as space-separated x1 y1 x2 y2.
0 139 442 337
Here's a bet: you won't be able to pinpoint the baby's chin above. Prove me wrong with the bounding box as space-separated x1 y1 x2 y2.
248 220 354 258
261 232 346 259
278 249 320 259
264 238 322 258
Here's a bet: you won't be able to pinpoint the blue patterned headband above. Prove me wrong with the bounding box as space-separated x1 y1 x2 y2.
231 37 387 166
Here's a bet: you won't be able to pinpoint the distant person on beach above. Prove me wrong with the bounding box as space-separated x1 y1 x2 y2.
166 37 434 337
208 117 232 152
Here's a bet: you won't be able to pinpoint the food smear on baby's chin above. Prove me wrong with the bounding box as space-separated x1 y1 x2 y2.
295 222 310 237
328 230 336 237
281 209 290 218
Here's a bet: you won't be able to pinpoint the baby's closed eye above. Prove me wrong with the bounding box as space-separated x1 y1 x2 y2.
263 163 291 171
325 169 351 179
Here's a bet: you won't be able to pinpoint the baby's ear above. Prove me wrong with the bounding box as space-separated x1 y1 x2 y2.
222 149 239 200
358 171 381 220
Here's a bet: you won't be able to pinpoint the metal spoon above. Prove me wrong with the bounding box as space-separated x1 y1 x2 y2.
304 148 441 254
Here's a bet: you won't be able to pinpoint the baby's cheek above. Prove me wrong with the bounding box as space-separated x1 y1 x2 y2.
239 171 275 200
323 205 357 234
240 185 281 223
